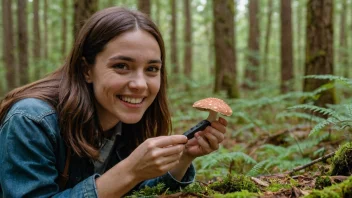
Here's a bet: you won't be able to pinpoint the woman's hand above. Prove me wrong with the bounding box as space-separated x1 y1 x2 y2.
125 135 188 182
183 117 228 160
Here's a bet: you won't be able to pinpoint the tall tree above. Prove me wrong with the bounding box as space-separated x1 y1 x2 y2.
263 0 273 81
43 0 48 61
339 0 348 77
62 0 68 58
213 0 239 98
183 0 192 90
17 0 29 85
303 0 336 107
280 0 294 93
138 0 151 15
244 0 260 89
73 0 98 39
33 0 41 80
2 0 16 91
170 0 179 74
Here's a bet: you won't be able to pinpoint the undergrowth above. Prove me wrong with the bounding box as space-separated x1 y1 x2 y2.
161 74 352 196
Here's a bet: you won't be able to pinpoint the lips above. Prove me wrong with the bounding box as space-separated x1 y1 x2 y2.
118 96 144 104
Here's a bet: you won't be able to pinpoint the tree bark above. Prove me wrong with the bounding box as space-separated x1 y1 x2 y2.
73 0 98 39
62 0 68 58
33 0 41 80
303 0 336 107
213 0 239 98
138 0 151 15
2 0 16 91
170 0 179 74
244 0 260 89
339 0 348 78
183 0 192 90
17 0 29 85
263 0 273 82
280 0 294 93
43 0 48 61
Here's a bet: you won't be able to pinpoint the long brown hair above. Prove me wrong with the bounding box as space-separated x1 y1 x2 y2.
0 7 171 159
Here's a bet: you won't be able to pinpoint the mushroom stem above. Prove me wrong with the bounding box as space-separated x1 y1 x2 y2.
207 110 218 122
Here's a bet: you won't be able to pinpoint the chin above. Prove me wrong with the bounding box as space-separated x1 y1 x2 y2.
120 116 143 124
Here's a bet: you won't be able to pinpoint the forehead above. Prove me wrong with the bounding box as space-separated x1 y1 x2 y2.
105 30 160 54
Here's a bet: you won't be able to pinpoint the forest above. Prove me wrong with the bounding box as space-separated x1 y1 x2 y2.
1 0 352 197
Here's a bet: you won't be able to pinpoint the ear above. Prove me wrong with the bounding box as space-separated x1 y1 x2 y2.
82 57 93 83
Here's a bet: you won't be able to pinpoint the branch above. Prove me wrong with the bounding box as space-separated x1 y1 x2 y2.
287 152 335 175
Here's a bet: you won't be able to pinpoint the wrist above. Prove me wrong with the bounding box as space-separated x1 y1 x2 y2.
180 153 195 165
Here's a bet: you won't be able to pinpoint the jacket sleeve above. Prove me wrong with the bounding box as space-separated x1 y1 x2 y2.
0 113 99 198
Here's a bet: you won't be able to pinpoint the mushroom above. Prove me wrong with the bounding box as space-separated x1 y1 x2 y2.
183 97 233 139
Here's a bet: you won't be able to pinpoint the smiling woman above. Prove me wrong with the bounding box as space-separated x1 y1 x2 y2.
0 7 228 198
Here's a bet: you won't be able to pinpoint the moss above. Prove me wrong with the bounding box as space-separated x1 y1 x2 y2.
315 176 332 190
331 142 352 176
127 183 169 198
209 174 259 194
213 190 258 198
304 176 352 198
265 178 297 192
182 182 214 196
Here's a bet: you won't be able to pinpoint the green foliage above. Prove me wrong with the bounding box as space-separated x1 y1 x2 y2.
128 183 169 198
213 190 258 198
305 176 352 198
331 142 352 176
315 176 332 190
209 174 259 194
194 146 256 179
182 182 214 196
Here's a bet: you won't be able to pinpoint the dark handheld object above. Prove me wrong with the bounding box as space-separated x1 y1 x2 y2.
183 120 211 139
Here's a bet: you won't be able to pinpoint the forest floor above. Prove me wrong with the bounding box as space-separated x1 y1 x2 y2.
128 81 352 197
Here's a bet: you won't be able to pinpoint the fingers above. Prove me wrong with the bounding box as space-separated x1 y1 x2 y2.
149 135 188 148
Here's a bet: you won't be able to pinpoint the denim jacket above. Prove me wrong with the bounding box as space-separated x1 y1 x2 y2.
0 98 195 198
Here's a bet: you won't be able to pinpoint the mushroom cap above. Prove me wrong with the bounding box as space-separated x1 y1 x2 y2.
192 97 233 116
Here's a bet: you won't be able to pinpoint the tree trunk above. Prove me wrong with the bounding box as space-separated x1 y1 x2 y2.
244 0 260 89
339 0 348 78
43 0 48 61
155 0 160 25
280 0 294 93
303 0 336 107
213 0 239 98
170 0 179 75
2 0 16 91
73 0 98 39
33 0 41 80
138 0 151 15
263 0 273 82
17 0 29 85
183 0 192 90
62 0 68 58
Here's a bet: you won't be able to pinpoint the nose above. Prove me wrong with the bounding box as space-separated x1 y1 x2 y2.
129 71 147 91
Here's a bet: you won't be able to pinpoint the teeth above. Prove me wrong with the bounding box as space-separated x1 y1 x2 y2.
119 96 143 104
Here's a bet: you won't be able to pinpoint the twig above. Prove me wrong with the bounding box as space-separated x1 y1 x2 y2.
286 152 335 175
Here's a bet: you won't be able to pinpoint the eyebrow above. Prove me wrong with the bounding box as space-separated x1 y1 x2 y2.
109 55 162 64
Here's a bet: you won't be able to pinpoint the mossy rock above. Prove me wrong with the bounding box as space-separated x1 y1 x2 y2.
305 176 352 198
315 176 332 190
331 142 352 176
209 174 259 194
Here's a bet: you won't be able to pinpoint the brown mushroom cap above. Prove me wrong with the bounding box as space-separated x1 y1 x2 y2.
192 97 232 116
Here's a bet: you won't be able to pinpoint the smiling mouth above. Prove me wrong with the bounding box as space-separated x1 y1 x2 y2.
118 96 144 104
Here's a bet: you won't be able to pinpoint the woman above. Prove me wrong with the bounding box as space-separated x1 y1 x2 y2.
0 7 227 197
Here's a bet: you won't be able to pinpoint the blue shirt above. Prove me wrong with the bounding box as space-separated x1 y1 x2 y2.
0 98 195 197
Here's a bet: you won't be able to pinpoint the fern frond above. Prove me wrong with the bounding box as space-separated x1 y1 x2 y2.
309 117 337 136
276 112 325 123
288 104 337 118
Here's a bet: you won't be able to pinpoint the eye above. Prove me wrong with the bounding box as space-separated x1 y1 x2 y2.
112 63 128 70
146 66 160 72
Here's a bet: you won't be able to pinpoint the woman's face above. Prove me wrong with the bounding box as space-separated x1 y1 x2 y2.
85 30 162 130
